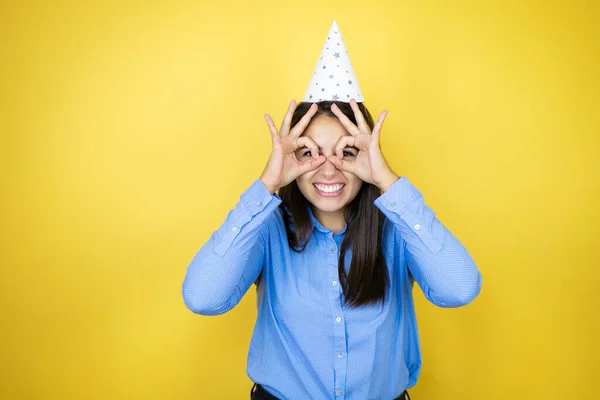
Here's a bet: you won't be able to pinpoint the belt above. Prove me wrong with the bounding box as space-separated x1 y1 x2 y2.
251 383 411 400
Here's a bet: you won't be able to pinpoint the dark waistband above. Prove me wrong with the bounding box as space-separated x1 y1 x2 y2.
251 383 410 400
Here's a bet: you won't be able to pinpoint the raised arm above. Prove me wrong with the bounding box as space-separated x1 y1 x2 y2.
182 179 281 315
327 99 481 307
374 176 482 307
183 99 328 315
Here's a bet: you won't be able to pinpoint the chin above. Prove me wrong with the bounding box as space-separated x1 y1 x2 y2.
310 199 347 213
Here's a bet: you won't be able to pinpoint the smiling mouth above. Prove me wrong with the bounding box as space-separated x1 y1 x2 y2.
313 183 345 195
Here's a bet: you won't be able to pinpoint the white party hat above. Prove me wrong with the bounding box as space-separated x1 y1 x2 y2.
303 20 364 103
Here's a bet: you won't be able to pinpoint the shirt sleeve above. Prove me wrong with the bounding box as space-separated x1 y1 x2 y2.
373 176 482 307
182 178 282 315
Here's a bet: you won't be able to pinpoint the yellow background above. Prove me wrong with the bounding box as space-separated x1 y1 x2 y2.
1 0 598 399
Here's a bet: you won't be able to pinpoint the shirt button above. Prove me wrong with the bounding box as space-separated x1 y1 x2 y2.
330 247 336 253
337 352 343 358
332 281 337 286
256 201 262 207
336 317 341 323
389 201 396 207
232 227 238 233
414 224 421 230
336 390 342 395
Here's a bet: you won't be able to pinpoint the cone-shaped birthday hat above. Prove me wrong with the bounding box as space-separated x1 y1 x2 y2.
303 20 364 103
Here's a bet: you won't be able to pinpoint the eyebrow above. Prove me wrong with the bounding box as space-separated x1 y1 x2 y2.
304 145 359 151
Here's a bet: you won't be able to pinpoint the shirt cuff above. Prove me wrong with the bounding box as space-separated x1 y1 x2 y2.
212 179 282 257
241 178 281 217
374 176 423 213
373 176 443 254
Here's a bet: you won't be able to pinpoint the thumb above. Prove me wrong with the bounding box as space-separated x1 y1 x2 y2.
298 155 326 175
328 155 353 173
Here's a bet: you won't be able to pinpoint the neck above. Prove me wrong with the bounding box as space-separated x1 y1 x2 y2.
313 208 346 234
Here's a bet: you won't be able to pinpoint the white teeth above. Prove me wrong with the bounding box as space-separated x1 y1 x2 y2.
315 184 344 193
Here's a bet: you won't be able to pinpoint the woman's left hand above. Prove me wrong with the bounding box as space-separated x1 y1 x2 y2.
328 99 400 192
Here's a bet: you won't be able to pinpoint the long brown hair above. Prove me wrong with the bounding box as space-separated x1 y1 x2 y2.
278 101 389 308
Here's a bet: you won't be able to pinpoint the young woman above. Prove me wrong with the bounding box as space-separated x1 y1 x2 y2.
182 98 482 399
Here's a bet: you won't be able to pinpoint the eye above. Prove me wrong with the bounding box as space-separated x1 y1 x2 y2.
303 150 312 158
343 150 356 158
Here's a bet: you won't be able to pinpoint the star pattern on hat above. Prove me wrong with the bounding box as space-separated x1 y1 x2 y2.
302 20 364 103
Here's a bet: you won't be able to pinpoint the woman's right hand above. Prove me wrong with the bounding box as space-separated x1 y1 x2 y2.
259 100 327 194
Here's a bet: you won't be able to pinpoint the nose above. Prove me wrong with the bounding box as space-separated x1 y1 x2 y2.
319 157 337 179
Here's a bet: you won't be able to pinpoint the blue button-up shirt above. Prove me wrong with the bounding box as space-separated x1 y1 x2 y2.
182 177 482 399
